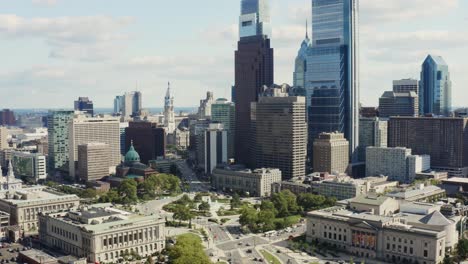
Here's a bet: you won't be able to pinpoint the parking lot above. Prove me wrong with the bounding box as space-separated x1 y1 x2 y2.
0 243 28 264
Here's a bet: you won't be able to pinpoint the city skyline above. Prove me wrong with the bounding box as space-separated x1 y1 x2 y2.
0 0 467 110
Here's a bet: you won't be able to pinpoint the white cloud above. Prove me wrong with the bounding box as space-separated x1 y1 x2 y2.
32 0 58 7
0 14 134 61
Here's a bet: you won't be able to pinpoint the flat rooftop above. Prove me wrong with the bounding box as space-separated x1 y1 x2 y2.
442 177 468 184
1 186 79 205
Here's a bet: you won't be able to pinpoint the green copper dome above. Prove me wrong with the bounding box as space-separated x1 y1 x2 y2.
125 142 140 163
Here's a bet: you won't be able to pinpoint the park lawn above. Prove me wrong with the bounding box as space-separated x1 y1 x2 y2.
260 250 281 264
216 198 231 203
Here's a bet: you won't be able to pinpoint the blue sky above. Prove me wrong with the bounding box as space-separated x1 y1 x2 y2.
0 0 467 108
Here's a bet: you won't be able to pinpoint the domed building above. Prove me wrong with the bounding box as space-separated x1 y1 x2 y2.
113 142 156 184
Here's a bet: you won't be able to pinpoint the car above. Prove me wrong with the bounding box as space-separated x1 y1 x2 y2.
276 250 281 254
246 249 252 253
258 259 264 262
246 243 251 246
238 242 243 245
9 258 14 262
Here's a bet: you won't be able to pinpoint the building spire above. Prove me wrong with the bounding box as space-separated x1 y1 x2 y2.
305 19 309 39
7 160 14 181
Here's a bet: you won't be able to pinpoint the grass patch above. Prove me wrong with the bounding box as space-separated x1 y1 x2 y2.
217 209 241 216
260 250 281 264
216 198 230 203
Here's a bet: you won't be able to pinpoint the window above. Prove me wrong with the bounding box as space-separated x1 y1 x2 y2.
387 244 390 250
410 248 413 254
424 250 428 257
324 232 327 238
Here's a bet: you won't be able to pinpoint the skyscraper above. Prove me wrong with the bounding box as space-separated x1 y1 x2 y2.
125 121 166 164
211 99 236 159
78 143 110 182
0 127 8 150
47 110 74 171
313 132 349 175
378 91 419 118
74 97 94 116
204 123 228 175
251 87 307 180
393 79 419 94
118 91 143 120
0 109 15 126
419 55 452 116
235 0 274 165
294 0 360 163
198 91 214 119
358 117 387 162
164 82 176 134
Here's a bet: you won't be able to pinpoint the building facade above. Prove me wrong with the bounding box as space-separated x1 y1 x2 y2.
211 99 236 159
47 110 75 172
78 143 110 182
125 122 165 165
212 166 281 197
74 97 94 116
68 114 120 179
294 0 360 162
204 123 228 175
11 152 47 182
419 55 452 116
379 91 418 118
0 109 15 126
313 132 349 174
0 127 8 150
252 90 307 180
358 118 387 162
388 117 468 177
366 147 430 183
39 205 165 263
235 0 274 166
393 79 418 94
198 92 214 120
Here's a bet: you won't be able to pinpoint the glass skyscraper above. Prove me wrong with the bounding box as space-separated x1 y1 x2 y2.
419 55 452 116
294 0 359 163
47 110 74 171
239 0 271 38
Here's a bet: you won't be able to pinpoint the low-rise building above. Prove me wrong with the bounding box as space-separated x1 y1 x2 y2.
306 200 458 264
212 165 281 197
39 204 165 263
440 177 468 196
11 151 47 183
271 181 311 195
386 184 445 203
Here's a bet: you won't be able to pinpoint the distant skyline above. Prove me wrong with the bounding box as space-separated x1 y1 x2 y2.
0 0 467 108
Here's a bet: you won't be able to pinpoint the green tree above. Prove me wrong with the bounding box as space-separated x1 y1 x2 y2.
99 190 120 203
198 201 210 213
230 193 242 209
297 193 328 211
457 238 468 260
168 234 211 264
118 179 138 204
260 201 278 216
80 188 98 199
173 204 193 226
271 190 300 217
258 209 276 232
239 206 258 227
145 255 155 264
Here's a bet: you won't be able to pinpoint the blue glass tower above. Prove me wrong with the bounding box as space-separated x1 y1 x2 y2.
294 0 360 163
419 55 452 116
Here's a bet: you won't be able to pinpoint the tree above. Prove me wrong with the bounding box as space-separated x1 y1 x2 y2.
173 204 193 226
80 188 98 199
198 201 210 213
239 206 258 227
118 179 138 204
260 201 278 216
457 238 468 260
145 255 155 264
271 190 300 217
167 234 211 264
258 209 276 232
231 193 242 209
99 190 120 203
297 193 328 212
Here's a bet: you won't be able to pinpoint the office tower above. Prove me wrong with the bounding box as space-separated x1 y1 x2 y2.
235 0 274 165
0 127 7 150
198 91 214 120
313 132 349 174
189 120 211 168
204 123 228 175
11 151 47 182
378 91 419 118
74 97 94 116
77 143 110 182
211 98 236 158
294 0 359 162
366 147 430 183
293 22 311 93
164 82 176 134
125 122 166 164
360 107 379 118
389 117 468 176
420 55 452 116
231 86 236 103
47 110 74 171
0 109 15 126
119 122 129 155
113 96 123 114
358 117 387 162
251 88 307 180
393 79 419 93
68 114 120 178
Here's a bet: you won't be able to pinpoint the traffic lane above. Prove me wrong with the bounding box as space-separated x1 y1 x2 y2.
217 236 269 251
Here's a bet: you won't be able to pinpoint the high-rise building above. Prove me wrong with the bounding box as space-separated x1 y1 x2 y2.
117 91 143 120
119 122 129 155
211 98 236 158
0 109 15 126
11 151 47 182
125 122 166 165
198 92 214 120
358 117 387 162
204 123 228 175
389 117 468 177
366 147 430 183
294 0 360 162
393 79 419 93
419 55 452 116
77 143 110 182
0 127 8 150
47 110 74 171
251 88 307 180
74 97 94 116
293 22 311 94
313 132 349 174
68 114 120 178
378 91 418 118
113 96 123 114
164 82 176 134
235 0 274 165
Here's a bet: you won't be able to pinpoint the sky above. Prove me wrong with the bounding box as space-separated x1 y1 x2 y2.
0 0 467 109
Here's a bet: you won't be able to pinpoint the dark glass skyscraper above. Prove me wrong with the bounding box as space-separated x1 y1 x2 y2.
74 97 94 116
234 0 274 166
294 0 360 163
419 55 452 116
